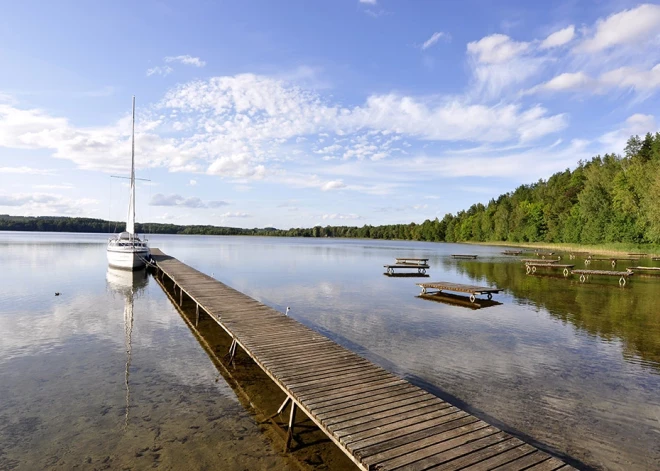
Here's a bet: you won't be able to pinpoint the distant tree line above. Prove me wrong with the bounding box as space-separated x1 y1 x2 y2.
3 133 660 244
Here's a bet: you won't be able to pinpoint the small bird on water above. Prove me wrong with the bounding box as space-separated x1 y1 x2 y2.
55 292 61 296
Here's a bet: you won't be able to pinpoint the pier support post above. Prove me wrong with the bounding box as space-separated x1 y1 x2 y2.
285 401 298 451
261 396 291 423
196 303 200 326
227 338 238 365
179 288 183 306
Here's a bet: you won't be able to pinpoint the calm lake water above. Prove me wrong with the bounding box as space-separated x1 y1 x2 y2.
1 232 659 470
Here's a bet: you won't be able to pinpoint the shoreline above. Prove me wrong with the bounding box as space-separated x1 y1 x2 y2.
463 240 660 257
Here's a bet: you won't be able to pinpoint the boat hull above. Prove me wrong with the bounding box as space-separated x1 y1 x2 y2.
107 248 150 270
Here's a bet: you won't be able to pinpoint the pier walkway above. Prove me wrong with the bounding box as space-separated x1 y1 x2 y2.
150 249 574 471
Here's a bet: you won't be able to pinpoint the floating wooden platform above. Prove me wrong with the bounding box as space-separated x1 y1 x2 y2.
521 259 559 264
150 249 574 471
585 257 638 267
534 252 555 256
627 266 660 273
653 257 660 261
451 254 478 259
384 272 430 278
502 250 523 255
418 292 502 310
395 257 429 265
416 282 501 303
525 263 574 276
384 263 429 275
627 253 647 257
572 269 632 285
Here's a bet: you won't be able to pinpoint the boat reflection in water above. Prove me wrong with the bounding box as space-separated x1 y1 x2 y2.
417 291 502 310
106 267 149 427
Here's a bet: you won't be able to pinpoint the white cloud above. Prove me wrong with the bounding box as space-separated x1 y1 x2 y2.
421 32 449 50
189 179 197 186
535 71 594 92
219 211 251 218
164 55 206 67
146 66 173 77
576 4 660 53
0 72 566 196
600 64 660 91
0 193 97 215
539 25 575 49
466 34 542 99
322 213 363 220
321 180 347 191
358 0 376 4
32 184 74 190
150 193 228 208
530 65 660 95
467 34 529 64
0 166 55 175
599 114 658 151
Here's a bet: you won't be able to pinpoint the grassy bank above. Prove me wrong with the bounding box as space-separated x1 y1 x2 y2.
465 240 660 257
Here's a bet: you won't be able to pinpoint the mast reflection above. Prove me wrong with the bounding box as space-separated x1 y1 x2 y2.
106 267 149 428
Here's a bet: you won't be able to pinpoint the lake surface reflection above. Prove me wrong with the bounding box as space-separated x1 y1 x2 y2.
1 232 659 470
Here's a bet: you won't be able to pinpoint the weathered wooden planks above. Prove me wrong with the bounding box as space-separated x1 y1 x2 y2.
150 248 574 471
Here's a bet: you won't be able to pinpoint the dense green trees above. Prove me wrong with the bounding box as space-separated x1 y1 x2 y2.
2 133 660 245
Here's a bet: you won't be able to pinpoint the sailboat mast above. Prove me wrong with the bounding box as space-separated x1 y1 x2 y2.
130 96 135 238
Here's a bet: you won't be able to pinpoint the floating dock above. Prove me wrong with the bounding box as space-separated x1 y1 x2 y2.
571 269 632 285
524 263 575 276
451 254 478 259
384 263 430 276
150 249 574 471
395 258 429 265
502 250 523 255
416 282 501 303
585 257 638 267
521 259 559 264
627 266 660 274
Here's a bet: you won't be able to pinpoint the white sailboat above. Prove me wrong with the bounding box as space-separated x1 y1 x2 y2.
107 96 151 270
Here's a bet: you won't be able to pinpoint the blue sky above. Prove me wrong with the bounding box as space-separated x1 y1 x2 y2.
1 0 659 229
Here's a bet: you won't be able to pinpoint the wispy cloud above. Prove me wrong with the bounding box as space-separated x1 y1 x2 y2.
574 4 660 53
150 193 228 208
219 211 251 218
358 0 376 4
164 55 206 67
80 86 116 97
0 193 97 215
0 166 55 175
146 66 173 77
421 32 449 50
33 184 74 190
322 213 363 220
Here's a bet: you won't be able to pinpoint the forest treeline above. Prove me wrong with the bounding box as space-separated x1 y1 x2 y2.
2 133 660 244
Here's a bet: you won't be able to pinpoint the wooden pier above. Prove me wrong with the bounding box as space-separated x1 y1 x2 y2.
149 249 574 471
451 254 478 259
416 282 501 303
571 269 632 285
